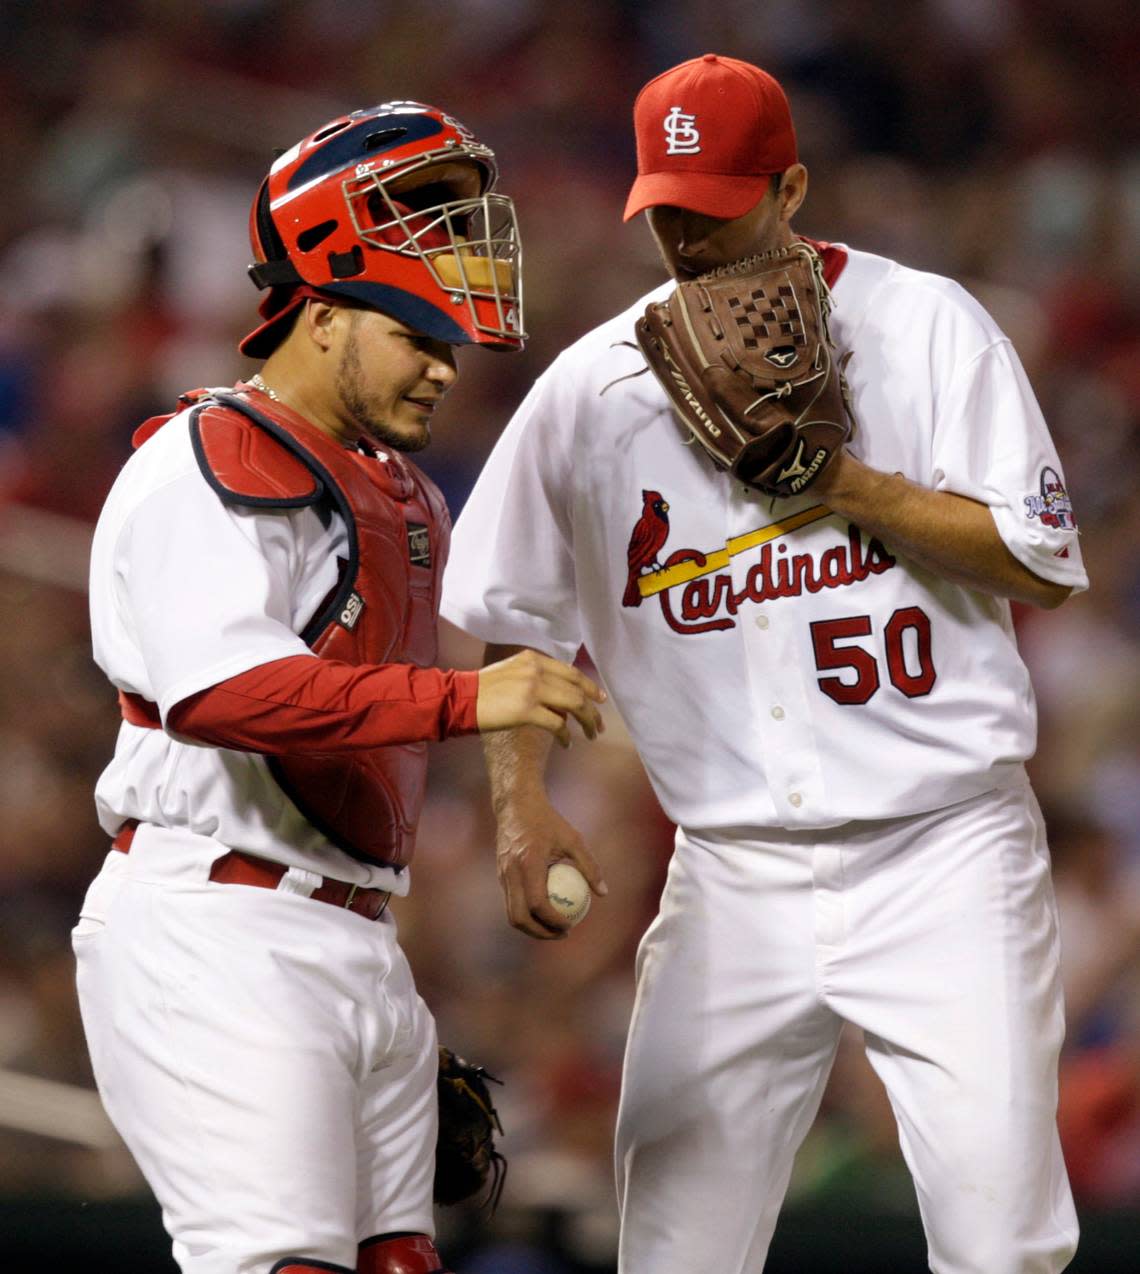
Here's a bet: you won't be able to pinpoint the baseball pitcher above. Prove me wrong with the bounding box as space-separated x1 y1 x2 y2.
442 55 1085 1274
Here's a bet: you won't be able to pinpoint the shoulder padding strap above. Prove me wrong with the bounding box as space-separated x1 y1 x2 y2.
191 402 324 508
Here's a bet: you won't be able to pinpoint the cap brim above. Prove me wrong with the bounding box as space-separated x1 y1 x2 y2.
238 290 313 359
623 171 775 222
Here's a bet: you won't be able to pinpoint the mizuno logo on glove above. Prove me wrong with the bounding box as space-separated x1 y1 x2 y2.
777 439 829 492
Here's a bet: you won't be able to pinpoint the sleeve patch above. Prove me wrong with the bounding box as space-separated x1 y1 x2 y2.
193 406 323 507
1023 466 1077 530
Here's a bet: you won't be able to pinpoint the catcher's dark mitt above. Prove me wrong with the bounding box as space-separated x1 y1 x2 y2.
635 240 855 498
434 1046 506 1210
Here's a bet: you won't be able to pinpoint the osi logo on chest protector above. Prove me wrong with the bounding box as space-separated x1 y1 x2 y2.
339 591 365 630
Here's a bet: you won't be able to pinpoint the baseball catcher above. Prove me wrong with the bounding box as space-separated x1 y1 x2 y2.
635 240 855 497
74 96 607 1274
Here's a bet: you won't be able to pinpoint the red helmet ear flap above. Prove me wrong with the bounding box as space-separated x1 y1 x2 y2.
248 177 303 290
253 178 282 259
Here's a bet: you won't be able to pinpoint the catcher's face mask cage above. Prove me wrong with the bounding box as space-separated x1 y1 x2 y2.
248 101 525 350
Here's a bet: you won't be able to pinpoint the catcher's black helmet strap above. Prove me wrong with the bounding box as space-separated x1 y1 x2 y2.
248 259 304 289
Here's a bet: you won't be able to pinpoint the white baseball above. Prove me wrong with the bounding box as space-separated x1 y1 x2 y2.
546 862 591 925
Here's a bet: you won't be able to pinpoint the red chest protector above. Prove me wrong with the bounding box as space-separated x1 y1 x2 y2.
133 384 451 869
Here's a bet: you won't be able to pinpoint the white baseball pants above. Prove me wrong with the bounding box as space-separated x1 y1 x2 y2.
615 776 1078 1273
73 827 438 1274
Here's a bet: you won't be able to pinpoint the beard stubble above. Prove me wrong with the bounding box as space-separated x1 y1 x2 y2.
336 319 431 454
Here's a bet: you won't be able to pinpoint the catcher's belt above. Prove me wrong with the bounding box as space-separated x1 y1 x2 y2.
110 822 392 920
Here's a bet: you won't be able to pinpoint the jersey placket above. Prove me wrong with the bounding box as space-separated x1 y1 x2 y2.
728 496 827 825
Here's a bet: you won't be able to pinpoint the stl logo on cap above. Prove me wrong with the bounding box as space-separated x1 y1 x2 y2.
663 105 701 155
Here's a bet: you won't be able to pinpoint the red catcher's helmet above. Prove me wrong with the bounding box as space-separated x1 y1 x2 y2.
241 101 525 357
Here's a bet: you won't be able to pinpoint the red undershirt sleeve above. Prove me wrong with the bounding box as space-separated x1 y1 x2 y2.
166 655 480 753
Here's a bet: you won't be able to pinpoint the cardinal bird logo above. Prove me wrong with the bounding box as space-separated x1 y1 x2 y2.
623 489 671 607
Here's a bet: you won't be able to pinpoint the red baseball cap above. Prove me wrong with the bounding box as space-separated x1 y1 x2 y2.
623 54 798 222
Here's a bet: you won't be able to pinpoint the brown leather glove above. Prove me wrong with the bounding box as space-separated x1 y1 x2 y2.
635 241 855 498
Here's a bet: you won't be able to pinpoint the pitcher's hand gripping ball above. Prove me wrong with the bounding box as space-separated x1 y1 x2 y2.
636 241 855 497
434 1047 506 1210
547 861 591 926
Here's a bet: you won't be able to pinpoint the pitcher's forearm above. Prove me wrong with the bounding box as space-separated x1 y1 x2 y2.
816 452 1071 608
483 724 556 813
482 643 558 810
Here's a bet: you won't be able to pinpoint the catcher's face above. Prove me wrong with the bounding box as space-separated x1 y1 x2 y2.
333 308 457 452
647 164 808 280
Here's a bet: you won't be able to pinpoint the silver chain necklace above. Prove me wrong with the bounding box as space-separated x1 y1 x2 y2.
249 373 280 402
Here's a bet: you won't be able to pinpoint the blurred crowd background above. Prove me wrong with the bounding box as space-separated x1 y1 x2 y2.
1 0 1138 1269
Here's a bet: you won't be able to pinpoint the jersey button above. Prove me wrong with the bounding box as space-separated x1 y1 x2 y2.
771 706 785 720
788 792 803 807
754 615 770 630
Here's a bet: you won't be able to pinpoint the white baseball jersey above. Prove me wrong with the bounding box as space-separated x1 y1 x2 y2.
88 406 407 893
442 246 1087 832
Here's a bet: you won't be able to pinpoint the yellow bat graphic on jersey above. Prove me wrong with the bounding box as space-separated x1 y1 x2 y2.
637 504 832 599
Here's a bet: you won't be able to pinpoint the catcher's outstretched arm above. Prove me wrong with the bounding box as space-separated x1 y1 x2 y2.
813 451 1072 609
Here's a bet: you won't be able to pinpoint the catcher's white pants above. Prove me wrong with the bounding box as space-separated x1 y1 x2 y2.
73 826 438 1274
615 776 1078 1274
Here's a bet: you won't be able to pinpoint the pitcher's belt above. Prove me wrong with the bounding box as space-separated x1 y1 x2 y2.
111 821 391 921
